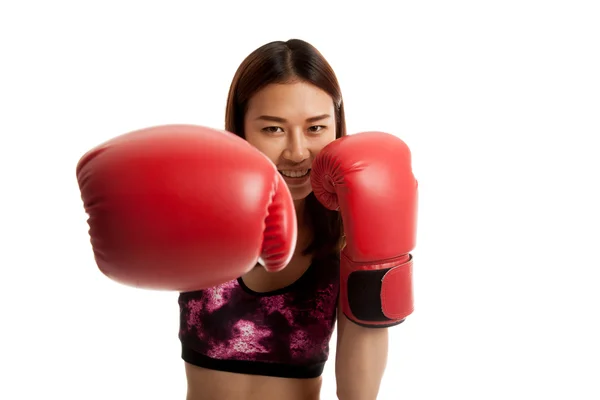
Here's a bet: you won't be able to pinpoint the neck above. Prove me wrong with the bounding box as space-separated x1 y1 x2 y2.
294 198 310 227
294 198 312 254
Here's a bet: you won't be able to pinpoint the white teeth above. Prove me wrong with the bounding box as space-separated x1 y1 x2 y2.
279 169 310 178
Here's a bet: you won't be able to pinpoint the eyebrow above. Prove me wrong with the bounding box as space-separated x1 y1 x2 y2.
256 114 331 123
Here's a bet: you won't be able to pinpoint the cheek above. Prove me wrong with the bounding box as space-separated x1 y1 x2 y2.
244 132 283 164
312 131 337 154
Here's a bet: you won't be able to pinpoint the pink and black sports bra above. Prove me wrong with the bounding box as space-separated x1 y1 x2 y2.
178 254 340 379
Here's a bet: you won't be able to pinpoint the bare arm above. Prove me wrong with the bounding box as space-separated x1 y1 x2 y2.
335 301 389 400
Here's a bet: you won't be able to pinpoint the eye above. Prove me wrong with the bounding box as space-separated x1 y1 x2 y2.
261 126 284 134
308 125 326 133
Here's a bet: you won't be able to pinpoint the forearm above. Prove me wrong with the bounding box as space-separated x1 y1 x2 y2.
335 315 389 400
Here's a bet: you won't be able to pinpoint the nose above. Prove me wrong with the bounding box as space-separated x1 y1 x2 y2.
282 129 309 163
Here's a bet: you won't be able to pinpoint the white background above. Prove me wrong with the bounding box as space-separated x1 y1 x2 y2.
1 0 599 399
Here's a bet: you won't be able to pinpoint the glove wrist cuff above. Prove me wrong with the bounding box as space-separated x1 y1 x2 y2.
340 253 414 327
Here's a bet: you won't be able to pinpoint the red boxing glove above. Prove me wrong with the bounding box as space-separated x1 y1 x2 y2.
311 131 418 327
76 124 297 292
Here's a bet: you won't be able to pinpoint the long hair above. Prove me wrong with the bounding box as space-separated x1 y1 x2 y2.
225 39 346 260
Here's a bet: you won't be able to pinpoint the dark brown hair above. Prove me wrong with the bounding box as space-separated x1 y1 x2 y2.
225 39 346 260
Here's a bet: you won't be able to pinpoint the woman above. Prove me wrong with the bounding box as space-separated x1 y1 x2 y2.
178 39 390 399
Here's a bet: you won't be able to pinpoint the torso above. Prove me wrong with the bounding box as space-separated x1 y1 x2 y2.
181 246 338 400
184 358 322 400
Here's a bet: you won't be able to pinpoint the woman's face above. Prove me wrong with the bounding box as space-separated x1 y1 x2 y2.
244 81 337 201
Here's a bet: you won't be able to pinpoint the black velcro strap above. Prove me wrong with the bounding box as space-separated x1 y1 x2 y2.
347 268 392 322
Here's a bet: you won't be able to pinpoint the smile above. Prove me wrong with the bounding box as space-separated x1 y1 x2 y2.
279 169 310 178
